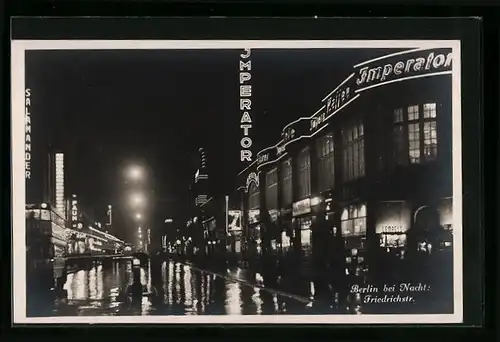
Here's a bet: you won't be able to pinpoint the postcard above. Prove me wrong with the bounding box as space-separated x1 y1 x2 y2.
11 39 462 324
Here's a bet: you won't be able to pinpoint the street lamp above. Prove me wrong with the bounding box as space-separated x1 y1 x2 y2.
126 165 144 181
135 213 142 220
130 193 145 207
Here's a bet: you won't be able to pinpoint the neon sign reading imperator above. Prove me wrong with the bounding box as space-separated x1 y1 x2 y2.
356 51 453 87
25 88 32 179
239 48 253 162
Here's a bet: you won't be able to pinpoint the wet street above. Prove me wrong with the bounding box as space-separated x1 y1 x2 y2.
27 249 453 317
52 259 315 316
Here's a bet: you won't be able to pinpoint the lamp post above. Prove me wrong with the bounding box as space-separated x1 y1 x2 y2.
126 165 144 182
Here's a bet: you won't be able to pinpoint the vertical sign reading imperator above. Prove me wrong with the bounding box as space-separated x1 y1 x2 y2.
239 48 253 162
25 88 32 180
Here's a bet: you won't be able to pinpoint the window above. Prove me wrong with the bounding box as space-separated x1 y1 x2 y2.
408 122 421 163
316 133 335 191
393 109 407 166
342 121 365 182
280 159 293 207
341 203 367 237
265 168 278 210
248 182 260 210
297 148 311 199
393 103 439 166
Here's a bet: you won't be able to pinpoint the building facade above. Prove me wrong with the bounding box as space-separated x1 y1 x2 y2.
236 48 455 272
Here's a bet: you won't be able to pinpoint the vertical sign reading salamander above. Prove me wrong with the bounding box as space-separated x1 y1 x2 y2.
239 48 253 163
25 88 32 180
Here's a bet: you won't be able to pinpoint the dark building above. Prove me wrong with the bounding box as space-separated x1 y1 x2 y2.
236 48 455 271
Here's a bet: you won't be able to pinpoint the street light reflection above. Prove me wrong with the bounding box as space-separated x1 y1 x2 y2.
167 262 174 306
183 265 193 309
224 282 242 315
54 259 320 316
252 287 263 315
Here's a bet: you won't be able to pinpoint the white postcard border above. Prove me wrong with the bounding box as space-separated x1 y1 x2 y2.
11 39 463 324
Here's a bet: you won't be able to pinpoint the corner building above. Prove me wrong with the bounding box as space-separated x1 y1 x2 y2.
236 48 455 276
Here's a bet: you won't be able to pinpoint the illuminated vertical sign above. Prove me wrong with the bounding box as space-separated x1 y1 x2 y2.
25 88 32 179
71 195 80 229
55 153 65 217
239 48 253 163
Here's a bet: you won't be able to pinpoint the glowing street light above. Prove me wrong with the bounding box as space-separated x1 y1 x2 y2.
130 193 145 207
126 165 144 181
135 213 142 220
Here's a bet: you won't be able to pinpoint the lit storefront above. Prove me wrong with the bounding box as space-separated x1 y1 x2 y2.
246 172 262 252
265 167 279 251
236 47 455 268
227 210 243 253
292 198 314 254
376 201 411 255
279 158 293 250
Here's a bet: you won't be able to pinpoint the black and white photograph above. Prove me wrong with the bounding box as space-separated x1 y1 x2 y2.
11 40 462 324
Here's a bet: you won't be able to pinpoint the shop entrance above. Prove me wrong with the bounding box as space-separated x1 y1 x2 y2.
408 205 443 253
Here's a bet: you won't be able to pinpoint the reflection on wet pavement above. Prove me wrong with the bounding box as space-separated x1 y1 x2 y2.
54 259 312 316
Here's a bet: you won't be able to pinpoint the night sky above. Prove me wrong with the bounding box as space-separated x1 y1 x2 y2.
25 47 402 241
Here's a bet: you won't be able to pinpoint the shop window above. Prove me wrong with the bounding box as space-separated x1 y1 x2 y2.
342 121 365 182
297 217 313 253
280 158 293 206
265 168 278 210
341 203 367 237
393 103 439 166
316 133 335 191
297 148 311 199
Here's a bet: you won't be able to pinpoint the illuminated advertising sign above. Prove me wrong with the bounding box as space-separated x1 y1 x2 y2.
194 168 208 183
248 209 260 224
293 198 311 217
239 48 253 163
246 48 453 176
228 210 242 231
312 48 453 133
25 88 32 180
245 172 259 192
70 195 81 229
55 153 65 218
355 49 452 90
375 201 411 234
269 209 279 222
